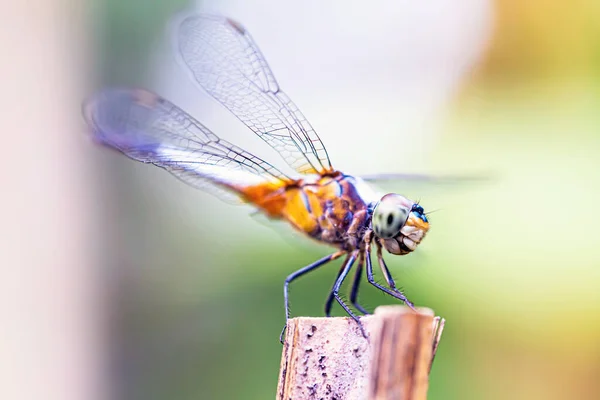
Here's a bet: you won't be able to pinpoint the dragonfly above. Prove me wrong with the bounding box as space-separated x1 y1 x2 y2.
83 14 430 342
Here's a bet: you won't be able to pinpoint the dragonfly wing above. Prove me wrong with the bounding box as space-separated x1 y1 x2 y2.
360 172 492 201
83 88 291 203
361 172 492 185
174 14 333 175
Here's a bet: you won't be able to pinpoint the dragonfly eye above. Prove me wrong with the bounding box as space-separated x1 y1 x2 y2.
411 204 424 214
372 194 411 239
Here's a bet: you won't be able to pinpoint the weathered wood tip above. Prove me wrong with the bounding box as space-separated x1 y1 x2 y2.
277 306 444 400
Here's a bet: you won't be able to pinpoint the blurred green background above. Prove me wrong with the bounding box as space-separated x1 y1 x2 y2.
89 1 600 399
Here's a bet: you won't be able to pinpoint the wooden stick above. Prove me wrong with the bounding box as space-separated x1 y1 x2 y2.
277 306 444 400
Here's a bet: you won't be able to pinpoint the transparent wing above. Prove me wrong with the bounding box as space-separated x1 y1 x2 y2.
175 14 333 175
360 172 492 203
83 88 291 202
361 173 492 186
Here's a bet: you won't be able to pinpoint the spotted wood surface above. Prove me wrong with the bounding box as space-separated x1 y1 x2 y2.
277 306 439 400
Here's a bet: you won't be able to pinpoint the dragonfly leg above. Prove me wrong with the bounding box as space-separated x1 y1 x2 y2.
324 252 369 316
375 242 409 297
349 252 370 315
331 250 368 338
365 242 415 310
329 250 367 338
280 251 345 344
324 254 352 317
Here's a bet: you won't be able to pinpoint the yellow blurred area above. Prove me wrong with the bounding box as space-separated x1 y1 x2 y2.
476 0 600 81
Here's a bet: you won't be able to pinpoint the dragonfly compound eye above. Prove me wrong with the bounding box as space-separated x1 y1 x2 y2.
372 194 410 239
411 204 424 214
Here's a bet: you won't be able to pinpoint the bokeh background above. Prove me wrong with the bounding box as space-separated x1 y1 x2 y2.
3 1 599 399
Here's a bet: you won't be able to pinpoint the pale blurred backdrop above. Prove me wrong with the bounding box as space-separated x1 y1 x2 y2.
2 1 599 399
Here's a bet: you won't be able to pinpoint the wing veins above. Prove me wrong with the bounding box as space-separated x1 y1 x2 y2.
185 35 321 172
84 88 292 203
176 14 334 175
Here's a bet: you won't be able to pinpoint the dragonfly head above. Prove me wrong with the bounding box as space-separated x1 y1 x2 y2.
371 194 430 255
